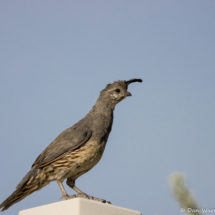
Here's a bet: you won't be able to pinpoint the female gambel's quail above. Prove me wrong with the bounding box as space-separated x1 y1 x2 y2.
0 79 142 211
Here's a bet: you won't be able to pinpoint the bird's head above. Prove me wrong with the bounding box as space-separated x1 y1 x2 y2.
99 78 142 105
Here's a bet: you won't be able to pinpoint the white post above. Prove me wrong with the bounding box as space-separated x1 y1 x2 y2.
19 198 141 215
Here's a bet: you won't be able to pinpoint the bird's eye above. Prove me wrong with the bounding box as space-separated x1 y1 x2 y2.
116 89 120 93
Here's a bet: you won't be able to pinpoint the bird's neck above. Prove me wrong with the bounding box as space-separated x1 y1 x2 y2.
86 98 114 139
88 98 115 117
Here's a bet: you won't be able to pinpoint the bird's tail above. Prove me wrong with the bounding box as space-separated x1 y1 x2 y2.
0 169 45 211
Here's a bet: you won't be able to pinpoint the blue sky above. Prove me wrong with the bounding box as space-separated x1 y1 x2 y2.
0 1 215 214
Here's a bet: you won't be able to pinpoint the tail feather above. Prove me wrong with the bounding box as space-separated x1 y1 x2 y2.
16 169 39 190
0 169 41 212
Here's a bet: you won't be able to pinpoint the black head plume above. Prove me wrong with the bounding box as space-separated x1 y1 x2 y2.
126 79 142 86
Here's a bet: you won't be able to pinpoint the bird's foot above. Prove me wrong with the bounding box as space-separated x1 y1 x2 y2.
59 194 70 200
67 194 111 204
87 195 111 204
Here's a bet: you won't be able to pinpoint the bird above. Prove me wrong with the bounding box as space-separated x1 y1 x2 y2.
0 78 142 211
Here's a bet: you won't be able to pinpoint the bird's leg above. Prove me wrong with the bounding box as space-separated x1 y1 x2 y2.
57 181 69 200
72 186 86 195
65 178 89 198
66 178 111 204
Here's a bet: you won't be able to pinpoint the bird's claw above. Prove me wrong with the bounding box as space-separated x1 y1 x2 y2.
66 193 89 199
59 194 69 200
87 196 111 204
66 194 111 204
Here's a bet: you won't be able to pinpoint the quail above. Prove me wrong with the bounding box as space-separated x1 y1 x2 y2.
0 78 142 211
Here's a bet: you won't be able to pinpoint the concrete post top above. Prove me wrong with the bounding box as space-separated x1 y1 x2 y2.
19 198 141 215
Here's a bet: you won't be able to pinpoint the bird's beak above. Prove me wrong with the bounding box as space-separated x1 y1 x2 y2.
126 92 132 97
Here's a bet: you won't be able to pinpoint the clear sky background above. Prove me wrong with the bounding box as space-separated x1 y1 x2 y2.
0 1 215 215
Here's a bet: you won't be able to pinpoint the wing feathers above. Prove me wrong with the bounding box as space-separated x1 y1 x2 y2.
32 126 92 168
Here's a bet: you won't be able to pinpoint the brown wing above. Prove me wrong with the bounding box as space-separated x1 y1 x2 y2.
32 126 92 168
